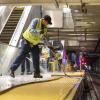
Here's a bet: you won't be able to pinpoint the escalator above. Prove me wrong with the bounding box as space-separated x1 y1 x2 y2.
0 7 24 44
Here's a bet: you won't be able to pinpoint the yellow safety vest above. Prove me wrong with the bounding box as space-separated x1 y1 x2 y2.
23 19 47 45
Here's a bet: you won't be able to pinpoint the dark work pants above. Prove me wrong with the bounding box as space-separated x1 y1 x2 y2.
21 53 30 73
10 43 40 74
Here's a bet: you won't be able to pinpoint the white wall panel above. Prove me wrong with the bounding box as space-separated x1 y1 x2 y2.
44 10 63 28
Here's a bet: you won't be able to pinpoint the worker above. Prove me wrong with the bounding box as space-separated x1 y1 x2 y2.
10 15 52 78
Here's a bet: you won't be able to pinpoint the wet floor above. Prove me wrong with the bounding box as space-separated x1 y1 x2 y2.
0 77 81 100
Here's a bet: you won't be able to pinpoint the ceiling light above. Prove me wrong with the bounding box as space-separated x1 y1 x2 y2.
63 6 71 13
74 10 79 13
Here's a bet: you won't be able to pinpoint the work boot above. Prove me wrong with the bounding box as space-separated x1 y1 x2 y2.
34 73 43 78
10 70 15 78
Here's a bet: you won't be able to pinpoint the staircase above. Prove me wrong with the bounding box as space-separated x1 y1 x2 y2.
0 7 24 44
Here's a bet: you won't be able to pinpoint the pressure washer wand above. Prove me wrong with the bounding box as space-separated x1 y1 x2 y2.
42 36 71 77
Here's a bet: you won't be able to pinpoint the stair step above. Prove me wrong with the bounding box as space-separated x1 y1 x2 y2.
3 28 15 31
0 41 9 44
12 11 23 14
0 35 12 38
2 28 15 31
0 35 11 38
11 14 22 16
4 25 16 28
0 38 10 40
10 16 21 18
1 29 14 31
10 13 23 16
14 7 24 10
7 20 18 23
9 19 20 21
0 37 11 39
4 24 16 27
0 32 13 37
0 7 24 43
6 23 18 26
12 9 23 11
8 17 20 20
1 32 13 35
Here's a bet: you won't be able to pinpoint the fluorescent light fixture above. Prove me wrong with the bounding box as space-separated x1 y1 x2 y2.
0 6 6 10
63 6 71 13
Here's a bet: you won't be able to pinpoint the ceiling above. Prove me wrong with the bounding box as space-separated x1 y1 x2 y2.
0 0 100 52
0 0 100 5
